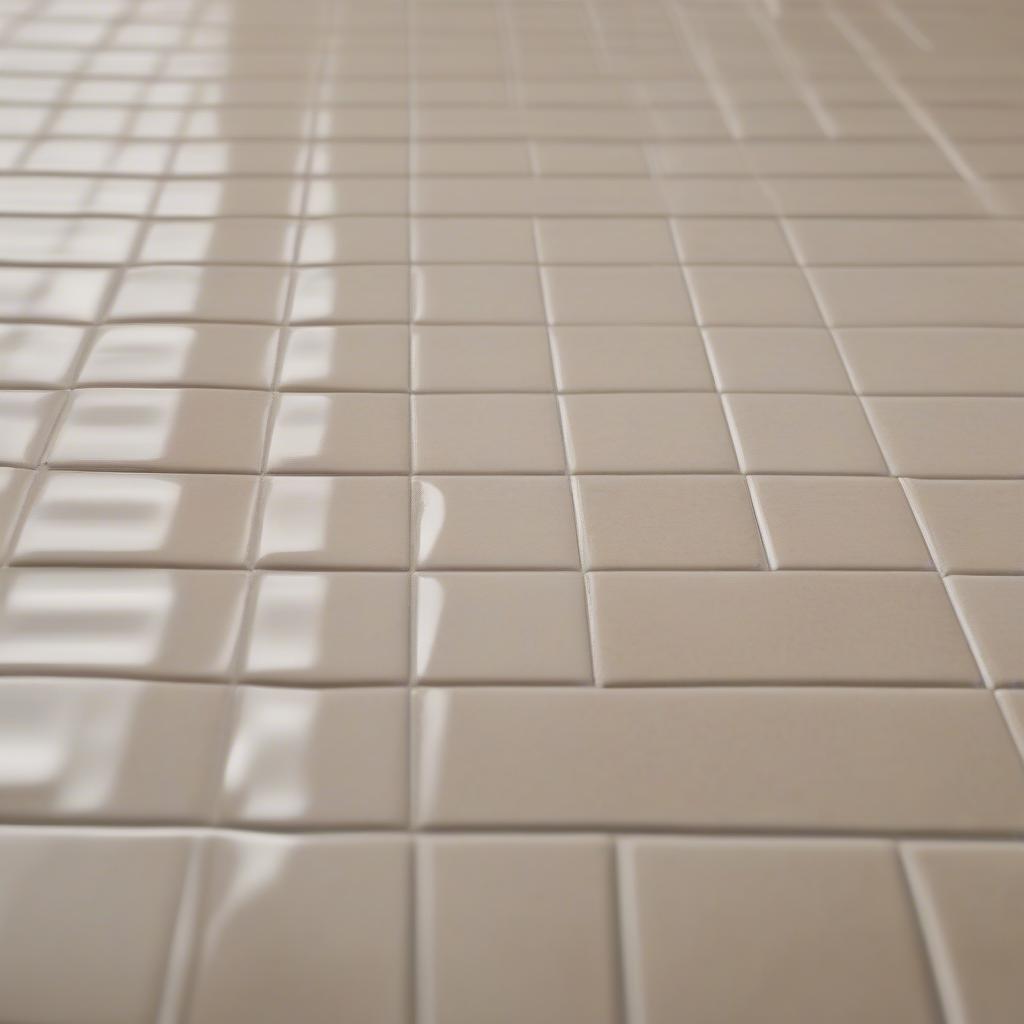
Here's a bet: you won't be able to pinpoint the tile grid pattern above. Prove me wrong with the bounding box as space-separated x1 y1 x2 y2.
0 0 1023 1022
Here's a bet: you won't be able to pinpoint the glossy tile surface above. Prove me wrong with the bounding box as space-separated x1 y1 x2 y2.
2 0 1022 1019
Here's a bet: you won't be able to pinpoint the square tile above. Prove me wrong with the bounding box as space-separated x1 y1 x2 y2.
0 390 63 467
575 474 763 569
619 839 936 1024
413 265 545 323
418 838 618 1024
0 568 248 680
416 571 591 684
837 328 1024 396
550 326 713 391
560 393 737 473
139 218 297 264
186 836 410 1024
0 266 111 322
672 217 793 263
0 324 84 387
866 397 1024 477
0 829 189 1024
50 388 270 473
749 476 932 569
221 688 407 826
266 393 409 474
705 328 850 392
412 325 552 391
687 266 823 327
256 475 409 569
725 394 887 474
0 467 31 558
541 266 694 324
413 217 536 262
0 677 226 822
415 475 579 569
947 575 1023 687
109 266 289 323
413 394 564 473
904 842 1024 1024
80 324 278 389
299 216 408 263
903 479 1024 574
14 471 258 567
810 267 1024 326
278 325 409 391
292 266 409 323
535 218 676 263
244 571 408 684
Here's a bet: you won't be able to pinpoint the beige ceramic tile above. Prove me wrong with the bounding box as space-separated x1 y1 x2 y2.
413 264 545 323
0 390 63 467
139 218 297 264
866 398 1024 477
0 324 85 387
278 325 409 392
789 218 1024 266
266 393 409 474
904 842 1024 1024
536 217 676 264
837 328 1024 396
620 839 937 1024
416 572 591 684
412 325 553 391
414 688 1024 831
415 476 578 569
750 476 933 570
687 266 823 327
560 393 737 473
0 266 111 322
725 394 888 474
0 678 225 822
903 479 1024 574
946 576 1024 687
0 568 247 680
418 838 619 1024
15 471 258 567
256 475 409 569
292 266 409 323
672 217 793 264
575 474 763 569
185 835 410 1024
541 265 694 324
413 217 536 263
0 829 189 1024
50 388 270 473
413 394 565 473
810 267 1024 327
550 326 713 391
80 324 278 389
705 327 850 392
299 216 408 263
110 266 289 323
589 571 978 685
220 688 407 827
0 467 31 558
244 571 408 685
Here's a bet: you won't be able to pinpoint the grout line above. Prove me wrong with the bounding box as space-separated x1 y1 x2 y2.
896 843 954 1024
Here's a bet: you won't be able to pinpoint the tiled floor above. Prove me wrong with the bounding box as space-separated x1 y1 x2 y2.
0 0 1023 1021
